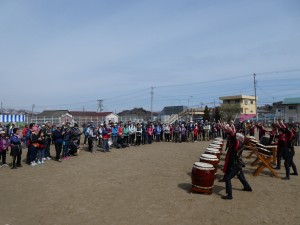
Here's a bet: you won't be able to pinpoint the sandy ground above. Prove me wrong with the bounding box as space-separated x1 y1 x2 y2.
0 138 299 225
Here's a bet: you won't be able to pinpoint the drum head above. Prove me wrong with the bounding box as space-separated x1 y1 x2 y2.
246 135 255 139
209 144 221 147
194 162 214 168
201 154 218 159
214 138 223 141
256 143 265 148
206 148 220 153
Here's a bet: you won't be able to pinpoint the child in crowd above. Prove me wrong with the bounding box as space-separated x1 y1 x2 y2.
0 131 9 167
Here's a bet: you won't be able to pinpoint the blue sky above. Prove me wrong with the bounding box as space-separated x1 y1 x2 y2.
0 0 299 113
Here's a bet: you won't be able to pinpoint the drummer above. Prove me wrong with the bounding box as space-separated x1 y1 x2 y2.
221 125 252 200
277 121 298 180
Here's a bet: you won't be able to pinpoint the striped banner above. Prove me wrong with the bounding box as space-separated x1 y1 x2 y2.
0 114 25 123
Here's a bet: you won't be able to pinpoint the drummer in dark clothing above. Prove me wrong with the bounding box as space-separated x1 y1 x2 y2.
221 125 252 200
277 121 298 180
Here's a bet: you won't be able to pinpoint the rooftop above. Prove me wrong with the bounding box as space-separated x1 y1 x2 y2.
38 110 70 117
70 111 114 117
219 95 256 100
282 97 300 105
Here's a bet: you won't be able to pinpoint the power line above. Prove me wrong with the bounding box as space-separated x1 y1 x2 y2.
255 69 300 76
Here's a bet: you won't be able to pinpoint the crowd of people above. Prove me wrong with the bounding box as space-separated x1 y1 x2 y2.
0 119 299 174
0 122 82 167
82 120 227 152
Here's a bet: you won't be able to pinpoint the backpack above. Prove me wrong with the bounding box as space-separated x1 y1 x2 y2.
71 127 81 137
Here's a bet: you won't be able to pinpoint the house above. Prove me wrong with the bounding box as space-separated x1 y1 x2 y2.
30 110 118 126
282 97 300 122
219 95 257 122
159 106 188 122
117 108 152 123
70 111 118 125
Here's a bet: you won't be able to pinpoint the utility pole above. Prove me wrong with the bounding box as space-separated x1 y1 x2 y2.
1 102 3 114
82 106 85 112
97 99 103 112
254 73 258 121
32 104 35 117
151 87 154 121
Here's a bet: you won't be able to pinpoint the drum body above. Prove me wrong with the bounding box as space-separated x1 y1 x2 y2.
256 143 265 149
244 137 251 146
257 147 272 157
200 154 219 174
191 162 215 194
205 148 221 160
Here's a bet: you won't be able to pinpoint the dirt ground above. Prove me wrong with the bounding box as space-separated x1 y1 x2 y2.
0 139 299 225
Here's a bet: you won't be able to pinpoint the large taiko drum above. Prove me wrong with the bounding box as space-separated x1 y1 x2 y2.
209 144 222 152
205 148 221 160
212 141 223 149
191 162 215 194
244 136 256 146
200 153 219 174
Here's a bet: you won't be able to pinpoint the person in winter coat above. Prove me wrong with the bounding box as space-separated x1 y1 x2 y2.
10 128 22 169
52 124 63 162
0 131 9 167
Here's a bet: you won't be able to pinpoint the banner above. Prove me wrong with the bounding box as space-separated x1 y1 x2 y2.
0 114 25 123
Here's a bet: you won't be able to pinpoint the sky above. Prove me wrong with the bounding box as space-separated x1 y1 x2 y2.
0 0 300 113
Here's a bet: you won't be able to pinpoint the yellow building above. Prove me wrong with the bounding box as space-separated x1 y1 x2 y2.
219 95 257 115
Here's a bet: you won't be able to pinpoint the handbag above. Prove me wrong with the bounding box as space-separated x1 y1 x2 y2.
32 143 41 148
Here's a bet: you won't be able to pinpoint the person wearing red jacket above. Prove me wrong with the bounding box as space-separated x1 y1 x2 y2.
274 128 286 170
102 124 111 152
147 123 153 144
22 124 29 147
193 125 199 142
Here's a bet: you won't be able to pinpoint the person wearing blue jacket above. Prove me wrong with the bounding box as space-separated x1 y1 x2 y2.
155 125 161 142
10 128 22 169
